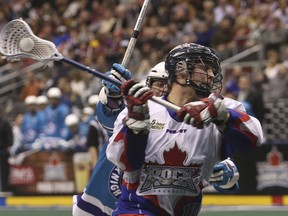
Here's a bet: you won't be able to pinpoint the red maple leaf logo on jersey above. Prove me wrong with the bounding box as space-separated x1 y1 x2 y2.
147 142 202 177
139 142 204 197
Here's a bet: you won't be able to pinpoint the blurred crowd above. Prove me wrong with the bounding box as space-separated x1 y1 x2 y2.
0 0 288 190
11 87 100 154
0 0 287 111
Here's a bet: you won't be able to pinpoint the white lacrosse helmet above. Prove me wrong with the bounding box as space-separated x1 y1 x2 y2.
146 62 168 87
65 113 79 127
25 95 37 105
82 107 94 116
36 95 48 105
88 94 99 106
47 87 62 98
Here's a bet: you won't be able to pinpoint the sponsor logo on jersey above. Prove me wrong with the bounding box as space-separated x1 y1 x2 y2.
109 166 123 199
150 119 165 130
166 128 187 134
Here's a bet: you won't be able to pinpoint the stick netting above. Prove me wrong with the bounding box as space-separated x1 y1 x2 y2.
0 19 62 61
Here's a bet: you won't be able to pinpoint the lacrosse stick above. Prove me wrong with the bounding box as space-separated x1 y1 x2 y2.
0 18 181 111
121 0 150 68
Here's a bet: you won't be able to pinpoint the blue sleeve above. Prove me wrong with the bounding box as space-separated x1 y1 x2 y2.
38 112 47 134
59 104 69 125
124 126 148 170
96 102 125 137
20 114 39 144
221 109 259 157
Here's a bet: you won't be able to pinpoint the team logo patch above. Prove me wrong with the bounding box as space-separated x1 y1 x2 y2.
138 165 200 196
137 143 203 196
108 166 123 199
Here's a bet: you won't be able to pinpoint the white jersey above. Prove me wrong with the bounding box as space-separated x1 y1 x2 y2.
107 97 263 215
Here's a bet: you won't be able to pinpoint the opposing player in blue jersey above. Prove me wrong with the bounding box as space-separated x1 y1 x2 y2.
64 113 91 152
42 87 70 139
18 95 45 153
72 63 131 216
72 62 170 216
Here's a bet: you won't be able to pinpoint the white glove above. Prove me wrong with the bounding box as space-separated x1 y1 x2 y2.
121 80 154 134
206 93 229 130
209 158 239 193
177 93 229 130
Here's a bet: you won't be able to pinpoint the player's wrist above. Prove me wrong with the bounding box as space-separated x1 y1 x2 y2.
213 111 230 131
213 182 239 194
124 117 150 135
106 96 124 110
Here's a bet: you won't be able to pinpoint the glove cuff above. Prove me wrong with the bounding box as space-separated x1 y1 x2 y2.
124 117 150 134
213 182 239 194
99 87 124 109
213 112 230 132
103 86 122 98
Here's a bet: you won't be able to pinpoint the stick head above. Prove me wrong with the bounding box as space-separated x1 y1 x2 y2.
0 19 63 61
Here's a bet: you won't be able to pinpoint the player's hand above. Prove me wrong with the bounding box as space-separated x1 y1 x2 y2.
102 63 132 98
177 93 229 130
206 93 229 130
209 158 239 193
121 80 153 134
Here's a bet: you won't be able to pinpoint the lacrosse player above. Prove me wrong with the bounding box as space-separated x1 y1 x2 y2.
42 87 70 139
106 43 263 216
72 63 131 216
73 59 242 216
72 62 171 216
19 95 45 151
145 62 169 97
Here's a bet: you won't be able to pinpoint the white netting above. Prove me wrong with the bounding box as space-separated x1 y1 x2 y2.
0 19 63 61
263 99 288 143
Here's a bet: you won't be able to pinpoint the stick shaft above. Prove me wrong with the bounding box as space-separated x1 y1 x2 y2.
62 57 180 111
62 57 122 87
121 0 150 67
0 17 181 112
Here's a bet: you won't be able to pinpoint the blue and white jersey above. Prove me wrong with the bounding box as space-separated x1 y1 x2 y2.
66 121 91 152
80 116 93 141
95 102 125 137
73 143 122 216
73 101 124 216
20 111 45 146
42 103 69 139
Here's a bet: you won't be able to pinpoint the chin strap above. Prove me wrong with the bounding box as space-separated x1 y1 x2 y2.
174 79 211 98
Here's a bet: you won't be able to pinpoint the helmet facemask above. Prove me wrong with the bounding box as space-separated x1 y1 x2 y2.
146 77 170 97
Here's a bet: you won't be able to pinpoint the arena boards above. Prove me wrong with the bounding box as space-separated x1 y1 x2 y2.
1 195 288 207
